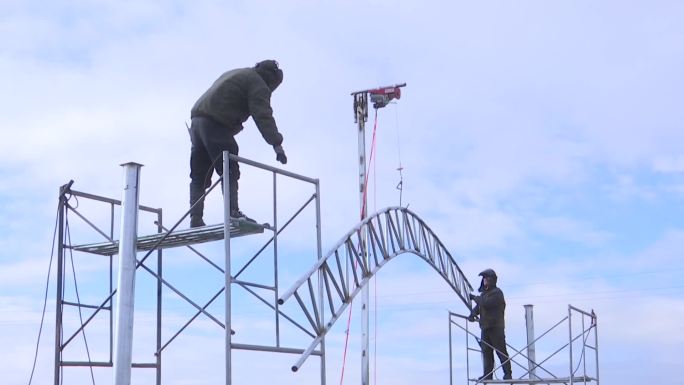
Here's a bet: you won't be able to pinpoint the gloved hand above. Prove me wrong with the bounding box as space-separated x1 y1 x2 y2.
468 313 478 322
469 293 478 301
274 144 287 164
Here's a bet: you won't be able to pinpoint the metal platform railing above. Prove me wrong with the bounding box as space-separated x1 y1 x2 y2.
448 305 599 385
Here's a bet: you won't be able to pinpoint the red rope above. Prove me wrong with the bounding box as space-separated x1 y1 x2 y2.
361 110 379 219
339 109 379 385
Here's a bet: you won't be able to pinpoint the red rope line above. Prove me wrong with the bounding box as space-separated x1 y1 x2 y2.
339 109 379 385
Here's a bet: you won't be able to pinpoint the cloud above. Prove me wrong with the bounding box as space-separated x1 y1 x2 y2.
3 0 684 384
653 155 684 174
530 216 612 246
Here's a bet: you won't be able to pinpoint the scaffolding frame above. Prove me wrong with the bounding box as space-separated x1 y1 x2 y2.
54 180 164 385
53 152 324 385
448 305 599 385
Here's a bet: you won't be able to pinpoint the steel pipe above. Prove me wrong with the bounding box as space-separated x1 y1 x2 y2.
113 162 142 385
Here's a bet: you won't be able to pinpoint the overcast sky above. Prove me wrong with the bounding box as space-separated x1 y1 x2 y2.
2 1 683 384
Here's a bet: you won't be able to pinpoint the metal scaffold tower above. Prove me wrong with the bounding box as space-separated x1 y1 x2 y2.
53 153 325 385
448 305 600 385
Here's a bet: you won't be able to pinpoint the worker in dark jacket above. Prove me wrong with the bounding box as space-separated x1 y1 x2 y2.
188 60 287 227
469 268 513 381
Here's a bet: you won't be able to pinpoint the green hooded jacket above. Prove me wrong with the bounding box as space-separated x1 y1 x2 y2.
191 67 283 146
471 285 506 330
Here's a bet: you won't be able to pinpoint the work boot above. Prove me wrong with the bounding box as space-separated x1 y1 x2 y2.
189 184 206 227
190 216 206 228
230 209 256 223
478 374 493 382
503 373 512 380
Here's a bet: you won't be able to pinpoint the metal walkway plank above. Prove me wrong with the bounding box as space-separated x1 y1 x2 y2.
475 376 596 384
70 221 267 255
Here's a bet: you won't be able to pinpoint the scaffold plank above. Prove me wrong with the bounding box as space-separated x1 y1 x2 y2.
475 376 596 384
70 220 267 255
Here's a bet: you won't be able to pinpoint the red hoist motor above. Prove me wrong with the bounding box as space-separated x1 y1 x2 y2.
352 83 406 118
368 85 403 109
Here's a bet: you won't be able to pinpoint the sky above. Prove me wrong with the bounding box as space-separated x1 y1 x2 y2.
1 0 684 384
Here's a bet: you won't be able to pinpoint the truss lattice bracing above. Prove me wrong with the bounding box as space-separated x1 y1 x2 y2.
278 206 474 371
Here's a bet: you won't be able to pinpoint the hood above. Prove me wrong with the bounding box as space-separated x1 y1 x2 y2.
255 59 283 91
477 268 498 292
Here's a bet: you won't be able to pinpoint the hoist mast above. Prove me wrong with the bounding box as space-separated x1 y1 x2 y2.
351 83 406 385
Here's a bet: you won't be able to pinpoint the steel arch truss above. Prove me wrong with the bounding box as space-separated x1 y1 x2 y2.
278 206 474 371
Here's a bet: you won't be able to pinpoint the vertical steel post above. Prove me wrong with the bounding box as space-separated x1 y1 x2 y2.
273 172 280 347
448 314 453 385
465 316 472 383
155 211 163 385
581 314 587 380
109 203 115 364
355 92 370 385
113 162 142 385
524 304 537 381
315 180 326 385
223 151 233 385
109 251 114 362
568 306 573 385
53 188 66 385
593 312 599 385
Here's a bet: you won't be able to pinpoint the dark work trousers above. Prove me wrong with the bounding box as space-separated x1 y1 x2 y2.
189 116 240 220
481 327 512 379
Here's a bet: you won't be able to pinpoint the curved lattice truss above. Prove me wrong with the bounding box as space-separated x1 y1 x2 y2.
278 206 474 371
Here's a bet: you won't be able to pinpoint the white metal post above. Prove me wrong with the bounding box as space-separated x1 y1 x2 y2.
594 312 600 385
568 306 574 385
448 314 453 385
113 162 142 385
315 180 326 385
223 151 233 385
524 304 537 381
53 187 66 385
355 93 370 385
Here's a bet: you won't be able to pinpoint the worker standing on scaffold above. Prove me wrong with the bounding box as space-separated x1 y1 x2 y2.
188 60 287 227
469 268 513 381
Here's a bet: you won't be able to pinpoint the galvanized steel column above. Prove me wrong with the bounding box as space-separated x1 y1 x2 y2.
113 162 142 385
223 151 233 385
355 93 370 385
53 185 67 385
315 180 326 385
524 304 537 382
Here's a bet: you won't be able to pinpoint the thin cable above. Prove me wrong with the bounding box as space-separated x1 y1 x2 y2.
65 213 97 385
572 324 594 375
71 194 80 209
338 304 353 385
28 206 60 385
205 154 223 191
393 103 404 207
188 120 219 190
360 109 379 218
373 106 378 214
